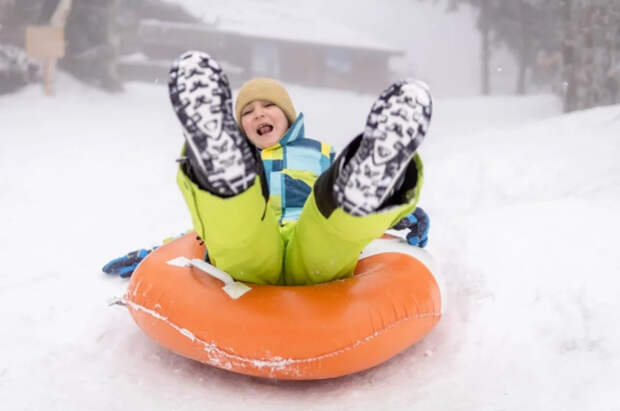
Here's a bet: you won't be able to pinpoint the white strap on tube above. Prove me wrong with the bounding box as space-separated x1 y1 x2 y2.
167 256 252 299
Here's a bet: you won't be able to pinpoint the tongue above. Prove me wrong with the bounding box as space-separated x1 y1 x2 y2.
258 125 273 135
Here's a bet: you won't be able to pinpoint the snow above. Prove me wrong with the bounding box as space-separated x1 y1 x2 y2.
1 73 619 410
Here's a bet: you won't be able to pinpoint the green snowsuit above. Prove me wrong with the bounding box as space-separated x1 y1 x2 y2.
177 114 423 285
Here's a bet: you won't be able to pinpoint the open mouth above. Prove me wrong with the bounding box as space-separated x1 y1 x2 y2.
256 123 274 136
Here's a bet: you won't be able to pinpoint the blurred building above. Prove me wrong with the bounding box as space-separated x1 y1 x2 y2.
119 17 404 93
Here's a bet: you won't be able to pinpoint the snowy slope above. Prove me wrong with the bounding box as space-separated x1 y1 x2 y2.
0 75 619 410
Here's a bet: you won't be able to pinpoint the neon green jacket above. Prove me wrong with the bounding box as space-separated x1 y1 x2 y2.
176 115 424 284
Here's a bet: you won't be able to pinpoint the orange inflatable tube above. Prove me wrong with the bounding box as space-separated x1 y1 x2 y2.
125 233 443 380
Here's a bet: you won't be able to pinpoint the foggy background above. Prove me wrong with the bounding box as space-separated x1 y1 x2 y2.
1 2 620 410
2 0 619 110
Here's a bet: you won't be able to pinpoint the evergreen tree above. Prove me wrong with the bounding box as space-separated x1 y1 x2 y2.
551 0 620 111
447 0 504 95
435 0 620 111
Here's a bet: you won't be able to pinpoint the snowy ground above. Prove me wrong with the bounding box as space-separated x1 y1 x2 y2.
1 75 619 411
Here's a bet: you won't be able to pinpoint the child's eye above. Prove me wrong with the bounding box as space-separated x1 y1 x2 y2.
242 109 253 116
265 102 274 107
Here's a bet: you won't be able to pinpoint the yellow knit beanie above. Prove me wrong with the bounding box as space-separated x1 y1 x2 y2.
234 78 297 128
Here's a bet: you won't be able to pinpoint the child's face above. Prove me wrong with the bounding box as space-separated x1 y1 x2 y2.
240 100 289 149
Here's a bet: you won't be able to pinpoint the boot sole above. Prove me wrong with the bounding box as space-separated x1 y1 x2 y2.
335 80 432 216
168 51 255 195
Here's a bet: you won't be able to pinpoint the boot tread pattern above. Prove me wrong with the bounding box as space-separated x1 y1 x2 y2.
169 51 256 196
334 80 432 216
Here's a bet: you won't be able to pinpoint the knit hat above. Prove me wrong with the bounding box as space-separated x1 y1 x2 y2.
234 78 297 127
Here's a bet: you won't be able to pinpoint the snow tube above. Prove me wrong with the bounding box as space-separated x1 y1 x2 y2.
125 233 444 380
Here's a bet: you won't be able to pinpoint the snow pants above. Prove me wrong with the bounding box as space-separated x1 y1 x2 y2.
176 138 423 285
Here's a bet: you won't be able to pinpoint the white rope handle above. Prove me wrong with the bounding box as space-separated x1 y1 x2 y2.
167 257 252 299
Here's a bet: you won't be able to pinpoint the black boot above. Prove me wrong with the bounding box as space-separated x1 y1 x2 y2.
333 80 432 216
169 51 257 197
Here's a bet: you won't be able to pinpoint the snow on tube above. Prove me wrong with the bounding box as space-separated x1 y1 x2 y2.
125 233 444 380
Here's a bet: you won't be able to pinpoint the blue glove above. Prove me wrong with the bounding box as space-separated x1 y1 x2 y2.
393 207 430 247
102 248 153 278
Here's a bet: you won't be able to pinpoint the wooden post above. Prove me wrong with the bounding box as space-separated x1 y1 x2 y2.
25 25 64 95
43 58 56 95
24 0 72 96
49 0 72 27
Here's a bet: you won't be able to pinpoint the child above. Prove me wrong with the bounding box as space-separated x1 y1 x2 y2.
169 50 431 286
104 50 431 285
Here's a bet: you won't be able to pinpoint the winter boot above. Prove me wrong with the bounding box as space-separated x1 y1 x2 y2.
333 80 432 216
169 51 257 197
